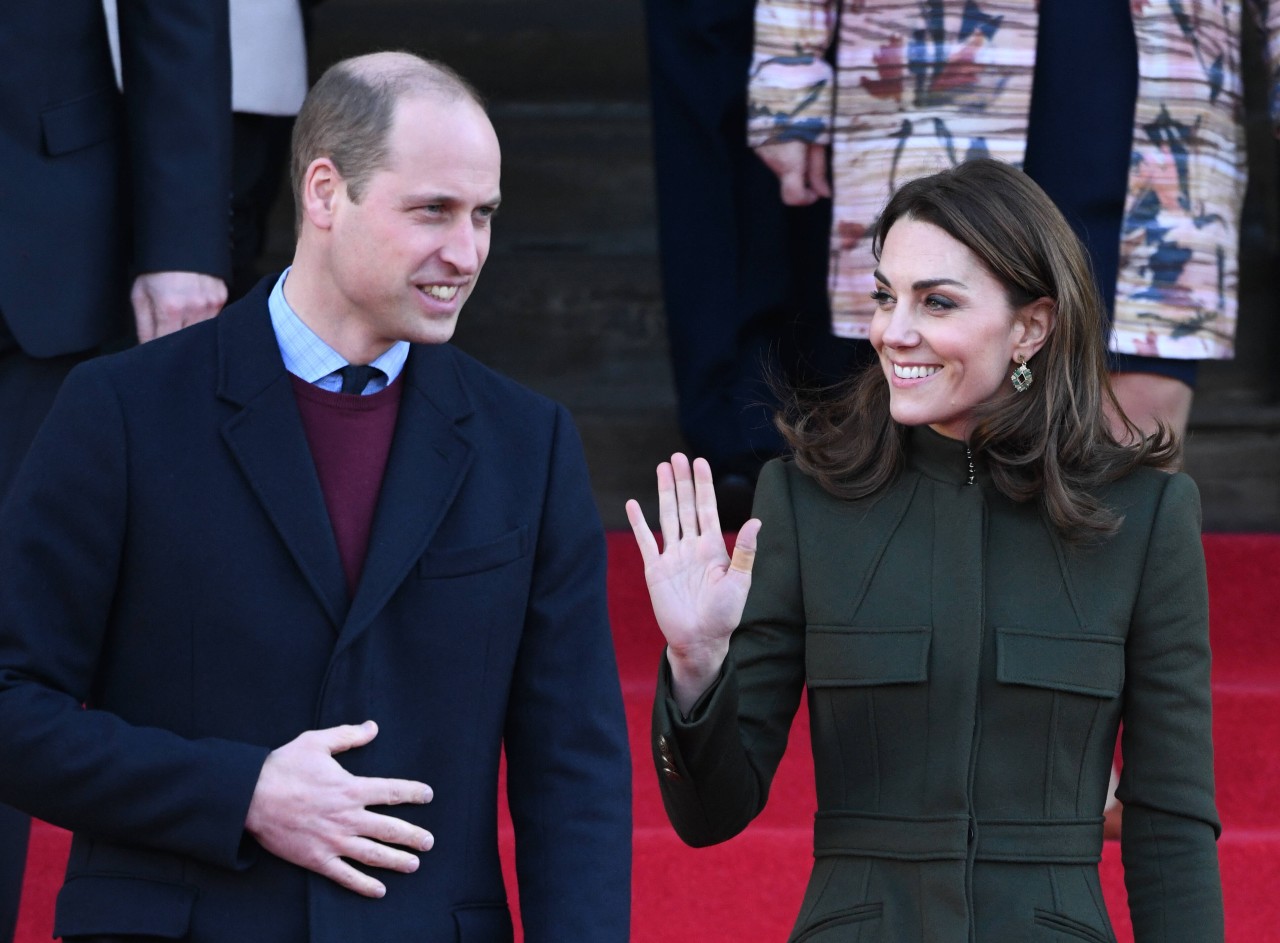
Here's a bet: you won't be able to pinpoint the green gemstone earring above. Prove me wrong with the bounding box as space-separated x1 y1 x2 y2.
1011 357 1033 393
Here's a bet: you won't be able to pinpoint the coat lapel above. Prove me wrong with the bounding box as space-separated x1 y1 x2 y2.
337 344 474 652
215 287 349 630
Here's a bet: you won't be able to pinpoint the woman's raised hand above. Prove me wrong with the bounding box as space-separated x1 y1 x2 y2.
625 454 762 711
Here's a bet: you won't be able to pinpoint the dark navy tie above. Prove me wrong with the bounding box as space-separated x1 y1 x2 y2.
338 363 383 395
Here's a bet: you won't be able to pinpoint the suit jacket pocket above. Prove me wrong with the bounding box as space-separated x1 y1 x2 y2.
55 874 197 939
452 902 514 942
41 87 121 156
996 628 1124 698
417 526 528 579
806 626 931 687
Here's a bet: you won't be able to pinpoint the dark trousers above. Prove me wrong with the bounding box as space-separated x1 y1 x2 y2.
0 315 98 941
642 0 861 476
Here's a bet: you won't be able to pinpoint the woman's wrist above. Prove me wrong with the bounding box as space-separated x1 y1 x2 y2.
666 640 730 715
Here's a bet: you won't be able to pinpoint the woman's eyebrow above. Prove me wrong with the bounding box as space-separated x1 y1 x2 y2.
873 270 967 291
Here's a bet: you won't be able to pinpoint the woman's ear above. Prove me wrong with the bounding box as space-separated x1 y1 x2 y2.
300 158 342 230
1014 296 1055 361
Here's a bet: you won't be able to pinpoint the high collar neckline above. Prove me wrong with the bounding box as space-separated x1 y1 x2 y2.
905 425 986 487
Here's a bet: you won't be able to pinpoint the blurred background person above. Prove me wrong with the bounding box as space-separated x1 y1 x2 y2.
749 0 1280 444
641 0 868 529
0 1 231 939
105 0 311 301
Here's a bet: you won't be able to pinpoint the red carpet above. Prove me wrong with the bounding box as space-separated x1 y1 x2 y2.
15 534 1280 941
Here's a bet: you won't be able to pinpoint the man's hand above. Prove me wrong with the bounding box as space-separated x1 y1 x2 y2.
753 140 832 206
245 720 434 899
130 270 227 343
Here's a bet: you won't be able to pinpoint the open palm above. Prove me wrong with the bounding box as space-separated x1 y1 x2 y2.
625 454 761 661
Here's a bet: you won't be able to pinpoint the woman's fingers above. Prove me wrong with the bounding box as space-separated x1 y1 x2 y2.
729 518 762 574
655 460 679 548
625 498 660 566
671 453 699 538
691 457 722 539
641 454 724 554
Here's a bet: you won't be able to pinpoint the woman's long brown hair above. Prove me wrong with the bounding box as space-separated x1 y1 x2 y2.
779 159 1179 541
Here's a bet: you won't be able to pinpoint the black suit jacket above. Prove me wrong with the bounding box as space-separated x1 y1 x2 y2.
0 0 232 356
0 279 632 941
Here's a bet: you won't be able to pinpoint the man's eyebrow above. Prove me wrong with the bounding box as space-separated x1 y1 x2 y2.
400 193 503 208
872 269 968 291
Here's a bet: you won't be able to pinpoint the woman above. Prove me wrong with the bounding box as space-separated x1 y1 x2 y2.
626 160 1223 941
748 0 1280 441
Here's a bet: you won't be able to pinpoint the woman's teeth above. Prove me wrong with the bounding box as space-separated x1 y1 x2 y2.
893 364 940 380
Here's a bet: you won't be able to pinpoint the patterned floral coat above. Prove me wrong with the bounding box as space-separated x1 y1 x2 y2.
748 0 1280 359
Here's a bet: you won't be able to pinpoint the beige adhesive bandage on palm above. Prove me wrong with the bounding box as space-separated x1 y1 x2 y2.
729 545 756 574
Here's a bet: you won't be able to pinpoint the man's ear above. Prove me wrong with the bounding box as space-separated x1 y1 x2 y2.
1014 296 1055 361
300 158 342 230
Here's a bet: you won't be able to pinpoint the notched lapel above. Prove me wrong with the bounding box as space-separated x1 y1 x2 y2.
215 293 349 630
338 346 475 651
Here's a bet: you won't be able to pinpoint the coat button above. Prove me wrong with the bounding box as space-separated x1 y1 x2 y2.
656 736 681 780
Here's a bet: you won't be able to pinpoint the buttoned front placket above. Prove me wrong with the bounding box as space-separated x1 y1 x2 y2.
924 458 988 941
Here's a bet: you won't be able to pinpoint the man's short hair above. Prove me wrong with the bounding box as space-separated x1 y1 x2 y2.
290 52 485 227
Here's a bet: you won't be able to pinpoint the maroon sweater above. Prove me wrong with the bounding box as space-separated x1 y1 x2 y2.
291 375 403 595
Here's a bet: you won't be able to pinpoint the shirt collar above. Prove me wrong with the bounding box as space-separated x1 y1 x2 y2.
267 267 410 392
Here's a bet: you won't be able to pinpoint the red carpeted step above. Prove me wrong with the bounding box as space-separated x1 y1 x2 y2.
14 533 1279 942
1205 534 1280 683
1213 686 1280 826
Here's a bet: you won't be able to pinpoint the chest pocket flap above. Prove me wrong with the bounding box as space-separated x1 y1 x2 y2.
806 626 931 687
417 525 528 579
996 628 1124 698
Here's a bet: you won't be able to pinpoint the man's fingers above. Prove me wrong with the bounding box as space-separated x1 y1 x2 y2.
362 776 434 807
779 169 817 206
316 856 389 899
806 144 832 199
130 286 158 344
318 719 381 755
340 835 423 873
359 809 435 851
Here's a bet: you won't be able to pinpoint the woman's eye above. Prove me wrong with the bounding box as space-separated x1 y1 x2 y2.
924 294 956 311
870 289 893 308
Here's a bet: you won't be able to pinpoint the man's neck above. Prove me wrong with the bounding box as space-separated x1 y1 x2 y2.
281 255 393 365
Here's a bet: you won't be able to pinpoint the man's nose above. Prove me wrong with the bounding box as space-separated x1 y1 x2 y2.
441 220 481 273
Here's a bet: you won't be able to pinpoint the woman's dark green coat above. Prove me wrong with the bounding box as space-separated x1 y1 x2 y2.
653 429 1223 942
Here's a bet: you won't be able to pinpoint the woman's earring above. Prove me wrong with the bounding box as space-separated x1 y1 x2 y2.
1011 357 1033 393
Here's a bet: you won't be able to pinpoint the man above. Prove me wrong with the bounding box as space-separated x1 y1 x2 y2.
0 52 631 941
0 2 231 935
